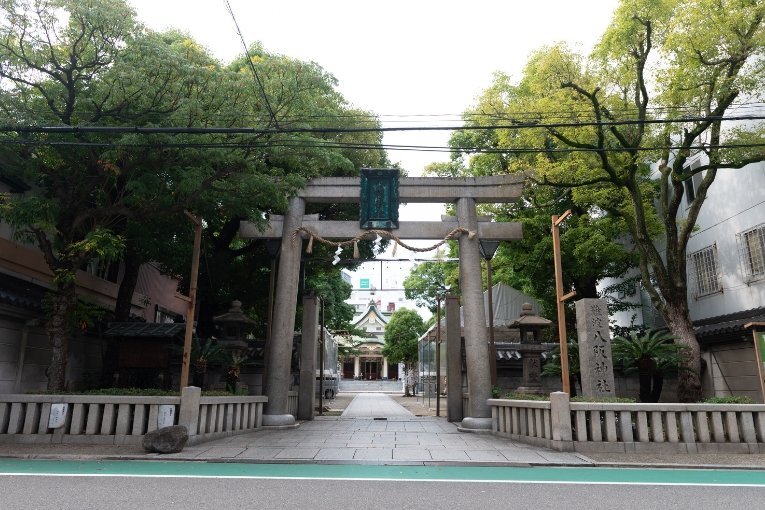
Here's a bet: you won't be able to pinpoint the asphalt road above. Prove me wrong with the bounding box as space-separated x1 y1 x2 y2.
1 460 764 510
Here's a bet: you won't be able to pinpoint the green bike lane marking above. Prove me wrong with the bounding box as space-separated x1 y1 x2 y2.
1 459 765 486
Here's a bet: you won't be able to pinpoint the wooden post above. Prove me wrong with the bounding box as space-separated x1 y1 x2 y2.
486 260 497 387
552 210 573 394
745 322 765 404
180 213 203 389
436 295 441 417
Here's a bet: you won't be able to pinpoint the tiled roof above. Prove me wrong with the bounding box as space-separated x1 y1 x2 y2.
694 307 765 344
0 271 47 312
104 322 185 338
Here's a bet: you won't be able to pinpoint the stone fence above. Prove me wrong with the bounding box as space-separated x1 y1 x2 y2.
490 392 765 454
0 387 267 445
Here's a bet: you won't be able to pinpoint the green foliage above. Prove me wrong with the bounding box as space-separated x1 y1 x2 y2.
612 328 687 402
702 396 754 404
30 388 244 396
403 261 457 314
190 338 225 366
570 396 636 403
496 393 636 403
542 340 580 377
611 329 687 373
304 269 356 332
0 0 390 388
501 392 550 401
382 308 426 366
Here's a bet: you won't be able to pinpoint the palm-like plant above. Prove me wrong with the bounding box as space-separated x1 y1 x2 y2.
612 329 687 403
173 337 225 388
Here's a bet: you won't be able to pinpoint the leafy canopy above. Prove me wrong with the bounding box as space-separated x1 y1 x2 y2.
382 308 426 366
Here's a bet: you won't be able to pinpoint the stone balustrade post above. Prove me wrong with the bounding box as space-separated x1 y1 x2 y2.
178 386 201 436
550 391 573 451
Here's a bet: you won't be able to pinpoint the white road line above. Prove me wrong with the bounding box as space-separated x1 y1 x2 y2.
1 472 764 487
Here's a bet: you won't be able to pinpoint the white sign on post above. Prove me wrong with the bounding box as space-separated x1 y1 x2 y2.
48 403 68 429
157 405 175 428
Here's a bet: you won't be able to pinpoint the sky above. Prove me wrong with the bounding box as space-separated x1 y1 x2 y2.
128 0 619 221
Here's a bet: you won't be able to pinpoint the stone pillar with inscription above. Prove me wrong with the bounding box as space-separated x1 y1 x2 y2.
575 298 616 398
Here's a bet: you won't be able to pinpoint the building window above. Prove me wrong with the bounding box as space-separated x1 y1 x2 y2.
683 159 703 206
689 244 721 298
737 223 765 283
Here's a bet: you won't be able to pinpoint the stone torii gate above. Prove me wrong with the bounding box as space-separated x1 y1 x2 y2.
239 174 524 430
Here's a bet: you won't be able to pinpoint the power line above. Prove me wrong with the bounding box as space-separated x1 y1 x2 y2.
10 101 764 127
3 113 764 136
1 136 763 154
223 0 279 130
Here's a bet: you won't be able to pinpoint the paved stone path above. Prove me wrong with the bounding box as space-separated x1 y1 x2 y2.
152 393 590 466
342 393 413 418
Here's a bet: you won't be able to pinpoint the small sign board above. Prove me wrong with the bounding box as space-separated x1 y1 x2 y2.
157 405 175 428
359 278 370 289
48 403 68 429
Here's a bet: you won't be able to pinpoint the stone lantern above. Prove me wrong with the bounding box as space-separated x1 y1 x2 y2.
213 300 256 392
213 300 255 351
510 303 552 395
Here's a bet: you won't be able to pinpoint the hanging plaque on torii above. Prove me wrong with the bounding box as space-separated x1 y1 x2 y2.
359 168 399 229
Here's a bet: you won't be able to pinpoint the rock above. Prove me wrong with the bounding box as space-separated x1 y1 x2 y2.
142 425 189 454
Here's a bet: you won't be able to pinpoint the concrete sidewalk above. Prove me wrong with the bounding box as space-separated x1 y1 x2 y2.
1 393 765 469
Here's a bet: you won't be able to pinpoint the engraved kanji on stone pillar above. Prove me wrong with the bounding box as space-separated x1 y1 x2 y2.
575 298 615 398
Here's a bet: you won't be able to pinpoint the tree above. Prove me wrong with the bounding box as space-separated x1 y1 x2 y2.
382 308 426 396
435 0 765 401
0 1 389 391
0 0 149 390
429 76 638 318
402 261 457 314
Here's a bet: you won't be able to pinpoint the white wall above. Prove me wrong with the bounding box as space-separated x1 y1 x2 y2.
684 161 765 321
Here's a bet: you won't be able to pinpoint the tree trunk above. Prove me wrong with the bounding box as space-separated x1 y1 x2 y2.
569 374 578 398
637 358 657 403
663 302 702 402
650 372 665 403
45 279 77 392
114 244 143 322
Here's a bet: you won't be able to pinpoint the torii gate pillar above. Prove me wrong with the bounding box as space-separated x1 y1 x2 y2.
262 196 305 427
457 197 493 430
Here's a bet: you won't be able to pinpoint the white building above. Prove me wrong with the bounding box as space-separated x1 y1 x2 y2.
607 158 765 401
339 300 400 380
343 262 430 320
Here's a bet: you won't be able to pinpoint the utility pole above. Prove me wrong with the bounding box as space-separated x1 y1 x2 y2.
180 213 203 389
552 211 576 394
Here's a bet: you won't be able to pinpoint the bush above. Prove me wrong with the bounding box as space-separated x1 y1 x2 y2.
570 396 636 403
28 387 245 397
498 393 636 403
502 392 550 401
702 396 754 404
